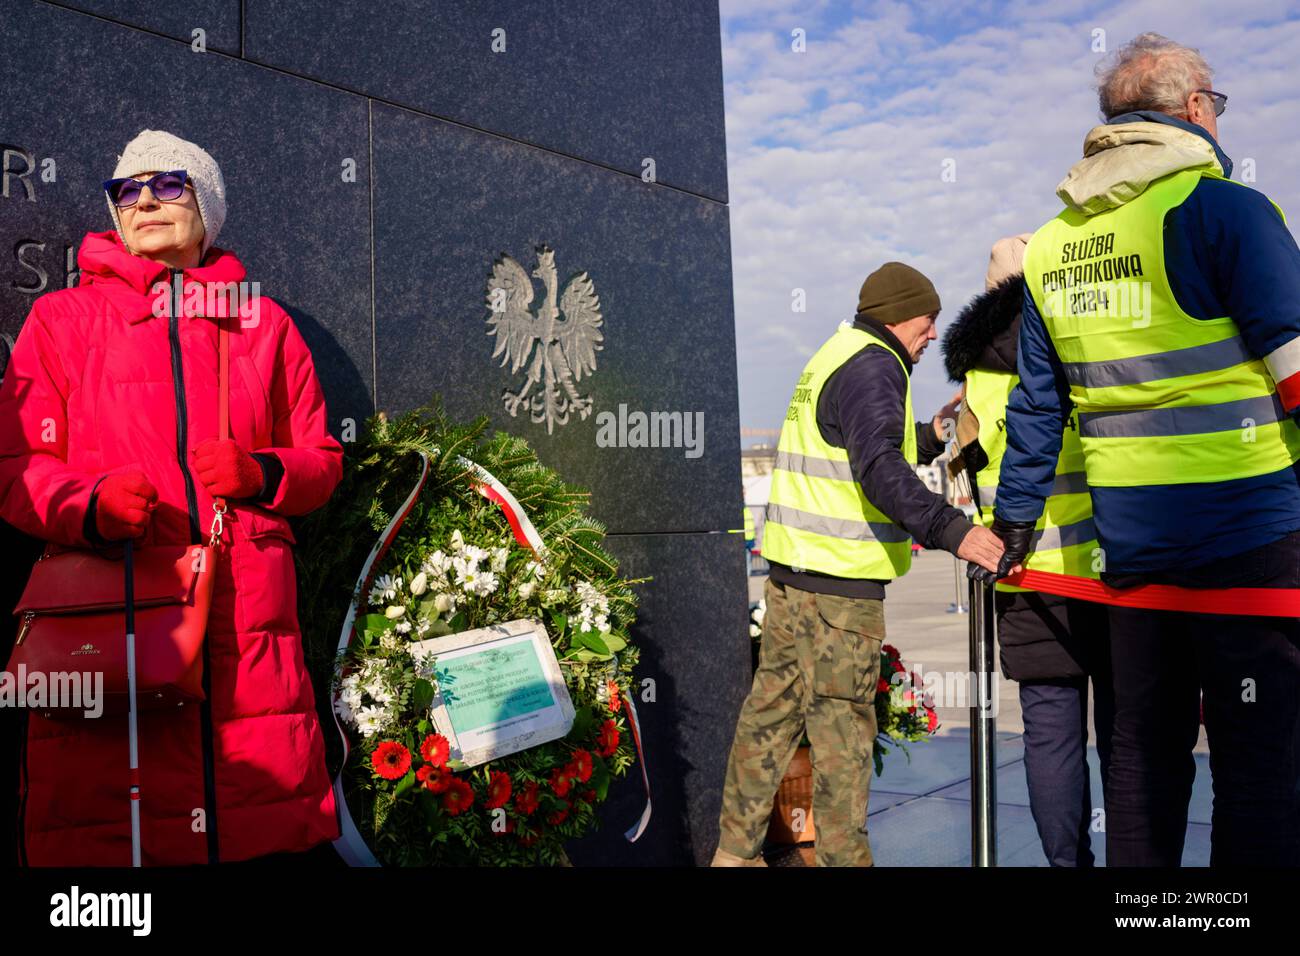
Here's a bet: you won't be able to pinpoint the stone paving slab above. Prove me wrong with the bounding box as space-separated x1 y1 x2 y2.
766 733 1215 866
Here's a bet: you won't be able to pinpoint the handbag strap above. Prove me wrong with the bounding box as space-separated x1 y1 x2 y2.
208 317 230 546
218 315 229 442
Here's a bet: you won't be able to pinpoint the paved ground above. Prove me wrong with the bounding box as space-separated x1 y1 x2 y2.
750 548 1214 866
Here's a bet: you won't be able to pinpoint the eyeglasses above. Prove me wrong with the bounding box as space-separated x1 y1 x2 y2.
1196 89 1227 117
103 170 191 208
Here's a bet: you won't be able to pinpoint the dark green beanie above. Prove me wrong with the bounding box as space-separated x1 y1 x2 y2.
856 261 941 324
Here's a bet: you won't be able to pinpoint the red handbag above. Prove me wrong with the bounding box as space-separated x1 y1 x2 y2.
8 543 215 717
6 317 231 719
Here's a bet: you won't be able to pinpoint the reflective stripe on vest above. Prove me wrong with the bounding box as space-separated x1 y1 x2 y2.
1029 515 1098 552
1023 166 1300 488
978 469 1089 505
761 322 917 580
773 449 855 481
1079 393 1286 438
765 502 913 544
1062 335 1254 388
965 366 1100 593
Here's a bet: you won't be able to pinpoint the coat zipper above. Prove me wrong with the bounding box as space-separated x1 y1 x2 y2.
168 270 220 864
169 271 202 545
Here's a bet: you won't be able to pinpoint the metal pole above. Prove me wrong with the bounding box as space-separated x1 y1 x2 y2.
969 572 996 866
125 538 142 867
947 555 967 614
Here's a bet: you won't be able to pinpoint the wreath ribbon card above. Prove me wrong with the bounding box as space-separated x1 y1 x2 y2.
418 619 575 767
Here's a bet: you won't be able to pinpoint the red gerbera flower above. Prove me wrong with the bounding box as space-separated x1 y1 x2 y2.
891 659 905 674
606 680 622 713
442 778 475 816
515 780 541 816
596 718 620 758
926 709 939 733
580 789 597 804
420 733 450 768
371 741 411 781
882 643 900 658
486 770 513 810
569 749 593 783
550 767 572 797
547 800 570 826
876 677 891 694
417 764 454 794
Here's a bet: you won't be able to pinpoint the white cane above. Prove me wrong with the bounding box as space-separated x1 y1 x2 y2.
124 537 142 867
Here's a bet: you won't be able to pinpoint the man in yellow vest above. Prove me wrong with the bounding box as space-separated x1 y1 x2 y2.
945 235 1112 866
712 262 1012 867
982 33 1300 866
742 503 757 574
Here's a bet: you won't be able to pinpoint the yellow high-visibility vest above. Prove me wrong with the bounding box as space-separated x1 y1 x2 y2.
966 366 1099 592
1024 167 1300 489
762 323 917 579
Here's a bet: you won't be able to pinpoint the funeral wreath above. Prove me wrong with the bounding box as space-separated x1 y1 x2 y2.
296 403 643 865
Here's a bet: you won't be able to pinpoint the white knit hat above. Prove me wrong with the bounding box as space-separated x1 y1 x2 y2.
106 129 227 259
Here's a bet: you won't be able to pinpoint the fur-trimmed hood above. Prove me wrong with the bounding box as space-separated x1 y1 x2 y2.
941 273 1025 383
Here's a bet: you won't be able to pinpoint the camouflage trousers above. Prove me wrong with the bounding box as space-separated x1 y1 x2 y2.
718 577 885 866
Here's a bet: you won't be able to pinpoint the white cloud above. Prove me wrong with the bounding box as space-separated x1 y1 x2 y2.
723 1 1300 438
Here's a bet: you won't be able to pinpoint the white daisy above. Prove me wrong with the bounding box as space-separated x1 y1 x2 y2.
372 573 402 603
422 550 452 577
356 705 388 737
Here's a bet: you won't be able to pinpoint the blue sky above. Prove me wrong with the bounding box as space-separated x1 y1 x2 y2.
719 0 1300 441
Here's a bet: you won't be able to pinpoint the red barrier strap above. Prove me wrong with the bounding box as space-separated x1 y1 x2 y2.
1003 567 1300 617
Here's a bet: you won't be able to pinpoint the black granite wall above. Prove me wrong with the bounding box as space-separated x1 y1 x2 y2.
0 0 749 866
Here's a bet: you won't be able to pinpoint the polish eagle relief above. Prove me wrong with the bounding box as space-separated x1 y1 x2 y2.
485 246 604 434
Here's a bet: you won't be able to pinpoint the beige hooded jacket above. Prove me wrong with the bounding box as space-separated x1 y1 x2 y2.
1055 121 1225 216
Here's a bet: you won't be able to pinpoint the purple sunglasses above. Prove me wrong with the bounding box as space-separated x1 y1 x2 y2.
103 169 191 208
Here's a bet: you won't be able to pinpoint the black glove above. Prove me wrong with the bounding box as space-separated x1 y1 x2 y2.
967 515 1035 585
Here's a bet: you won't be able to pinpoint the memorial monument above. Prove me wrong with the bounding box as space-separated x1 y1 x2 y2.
0 0 747 866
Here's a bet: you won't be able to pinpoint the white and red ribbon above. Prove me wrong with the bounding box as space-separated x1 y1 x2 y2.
330 451 432 866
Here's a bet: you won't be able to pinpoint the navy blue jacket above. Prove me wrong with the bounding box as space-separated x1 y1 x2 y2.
768 315 972 599
996 112 1300 574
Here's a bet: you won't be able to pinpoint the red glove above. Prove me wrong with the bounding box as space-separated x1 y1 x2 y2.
194 438 265 499
94 471 158 541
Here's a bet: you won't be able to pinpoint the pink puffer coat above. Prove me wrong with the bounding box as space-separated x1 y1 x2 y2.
0 230 342 865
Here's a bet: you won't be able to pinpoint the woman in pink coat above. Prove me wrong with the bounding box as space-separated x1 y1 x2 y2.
0 130 342 865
